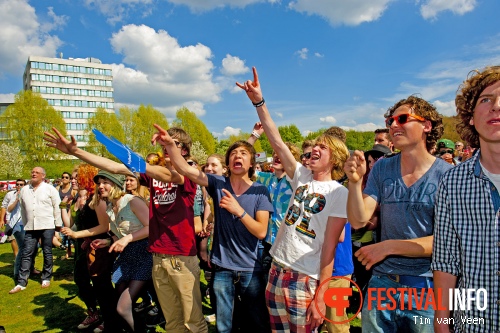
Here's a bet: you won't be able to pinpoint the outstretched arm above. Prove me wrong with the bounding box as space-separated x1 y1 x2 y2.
151 124 209 187
44 127 180 184
236 67 297 179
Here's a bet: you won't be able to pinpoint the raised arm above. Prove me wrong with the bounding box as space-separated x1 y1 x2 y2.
151 124 209 187
247 122 264 146
44 127 180 184
344 150 378 228
236 67 297 179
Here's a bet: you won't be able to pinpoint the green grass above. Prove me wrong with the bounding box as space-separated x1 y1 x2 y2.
0 242 216 333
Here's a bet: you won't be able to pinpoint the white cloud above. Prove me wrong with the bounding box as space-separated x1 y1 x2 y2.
275 112 283 118
302 130 312 136
320 116 336 124
296 48 308 60
110 24 222 117
314 53 324 58
166 0 267 13
289 0 393 26
433 99 456 116
220 54 249 76
420 0 477 20
341 122 379 132
212 126 241 138
0 93 15 103
0 0 64 76
83 0 154 24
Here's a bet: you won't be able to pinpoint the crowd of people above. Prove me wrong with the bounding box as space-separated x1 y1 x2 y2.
1 65 499 333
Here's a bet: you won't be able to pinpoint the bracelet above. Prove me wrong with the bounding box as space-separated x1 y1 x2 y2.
59 202 68 209
239 211 247 219
253 98 265 107
251 130 261 139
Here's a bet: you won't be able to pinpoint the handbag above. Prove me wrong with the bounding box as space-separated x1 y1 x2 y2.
4 224 13 237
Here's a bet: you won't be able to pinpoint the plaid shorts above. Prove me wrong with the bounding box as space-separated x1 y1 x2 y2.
266 260 318 333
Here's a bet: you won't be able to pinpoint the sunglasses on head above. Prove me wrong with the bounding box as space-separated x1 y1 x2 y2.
385 113 426 127
300 152 311 160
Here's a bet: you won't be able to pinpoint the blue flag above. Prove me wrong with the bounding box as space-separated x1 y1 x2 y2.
92 129 146 173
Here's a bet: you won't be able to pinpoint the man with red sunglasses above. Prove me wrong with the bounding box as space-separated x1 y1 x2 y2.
344 96 451 332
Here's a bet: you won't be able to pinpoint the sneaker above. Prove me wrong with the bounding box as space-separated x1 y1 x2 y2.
147 305 159 316
41 280 50 288
93 324 104 333
145 314 166 328
205 314 216 323
0 235 7 244
78 310 100 329
9 285 26 294
134 300 152 313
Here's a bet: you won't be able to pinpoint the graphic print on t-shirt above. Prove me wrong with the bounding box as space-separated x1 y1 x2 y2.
381 176 437 212
152 179 178 207
284 184 326 239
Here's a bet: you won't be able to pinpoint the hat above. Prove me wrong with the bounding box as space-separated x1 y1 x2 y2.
93 170 125 190
437 139 455 150
365 144 391 159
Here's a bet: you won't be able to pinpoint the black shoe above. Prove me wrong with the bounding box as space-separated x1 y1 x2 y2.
145 314 166 328
134 301 152 313
0 325 6 333
59 244 67 250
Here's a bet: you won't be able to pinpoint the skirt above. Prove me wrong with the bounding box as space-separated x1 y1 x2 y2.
112 238 152 284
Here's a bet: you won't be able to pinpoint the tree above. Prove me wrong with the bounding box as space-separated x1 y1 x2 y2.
117 106 135 144
215 139 230 156
191 141 208 164
0 90 67 164
173 107 216 155
304 128 327 141
441 116 462 143
85 107 125 159
278 124 303 145
129 104 168 157
345 130 374 151
0 143 25 178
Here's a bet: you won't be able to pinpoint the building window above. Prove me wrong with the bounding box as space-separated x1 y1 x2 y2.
31 62 39 69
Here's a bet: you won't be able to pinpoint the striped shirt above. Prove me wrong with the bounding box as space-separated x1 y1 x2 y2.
431 150 500 333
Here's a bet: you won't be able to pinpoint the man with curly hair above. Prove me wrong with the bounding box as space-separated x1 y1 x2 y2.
344 96 451 332
432 66 500 333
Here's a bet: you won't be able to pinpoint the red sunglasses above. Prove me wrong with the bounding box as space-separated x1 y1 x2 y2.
385 113 426 127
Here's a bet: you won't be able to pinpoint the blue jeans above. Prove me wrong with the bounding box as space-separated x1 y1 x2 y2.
17 229 55 287
362 275 434 333
212 267 270 333
12 224 35 281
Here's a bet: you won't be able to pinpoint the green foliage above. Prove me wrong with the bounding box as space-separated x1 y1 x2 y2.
441 116 462 143
0 143 25 179
0 90 67 165
257 133 273 155
304 128 327 141
84 107 124 159
173 107 216 155
278 124 303 145
191 141 208 164
345 130 374 151
215 139 230 155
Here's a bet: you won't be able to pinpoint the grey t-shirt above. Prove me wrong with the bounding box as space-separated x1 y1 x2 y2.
364 154 452 276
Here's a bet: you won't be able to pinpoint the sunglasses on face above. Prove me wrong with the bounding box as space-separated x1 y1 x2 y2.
187 161 197 166
300 152 311 160
16 183 24 187
173 140 183 148
62 176 70 179
385 113 426 127
439 149 454 155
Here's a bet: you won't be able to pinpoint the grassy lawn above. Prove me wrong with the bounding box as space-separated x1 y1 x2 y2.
0 241 361 332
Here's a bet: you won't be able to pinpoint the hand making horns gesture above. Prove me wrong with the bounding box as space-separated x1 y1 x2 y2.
236 67 263 105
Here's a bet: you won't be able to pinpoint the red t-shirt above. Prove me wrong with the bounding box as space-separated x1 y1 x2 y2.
140 173 197 256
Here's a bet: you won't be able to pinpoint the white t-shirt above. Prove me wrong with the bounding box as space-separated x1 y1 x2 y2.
480 162 500 190
270 162 348 279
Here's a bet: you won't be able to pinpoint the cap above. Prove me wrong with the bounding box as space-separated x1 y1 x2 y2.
365 144 391 159
93 170 125 190
437 139 455 150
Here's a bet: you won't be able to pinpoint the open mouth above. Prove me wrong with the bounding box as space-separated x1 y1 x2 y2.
233 162 243 168
487 118 500 124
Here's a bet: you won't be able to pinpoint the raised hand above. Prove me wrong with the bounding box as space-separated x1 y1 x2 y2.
44 127 78 155
151 124 174 147
252 122 264 137
220 189 244 217
236 67 263 104
343 150 367 183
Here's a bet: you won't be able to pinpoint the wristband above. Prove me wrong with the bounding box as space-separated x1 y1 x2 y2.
59 202 68 209
239 211 247 219
251 130 261 139
253 98 265 107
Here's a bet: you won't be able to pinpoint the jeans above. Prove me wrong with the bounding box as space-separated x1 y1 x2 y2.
212 267 270 333
17 229 55 287
12 224 36 281
362 275 434 333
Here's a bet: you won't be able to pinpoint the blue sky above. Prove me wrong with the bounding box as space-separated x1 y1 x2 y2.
1 0 499 139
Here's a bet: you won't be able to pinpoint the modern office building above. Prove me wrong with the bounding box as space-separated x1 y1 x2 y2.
23 55 114 146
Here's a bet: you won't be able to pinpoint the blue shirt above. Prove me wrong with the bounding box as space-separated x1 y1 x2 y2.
333 222 354 277
207 174 273 271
